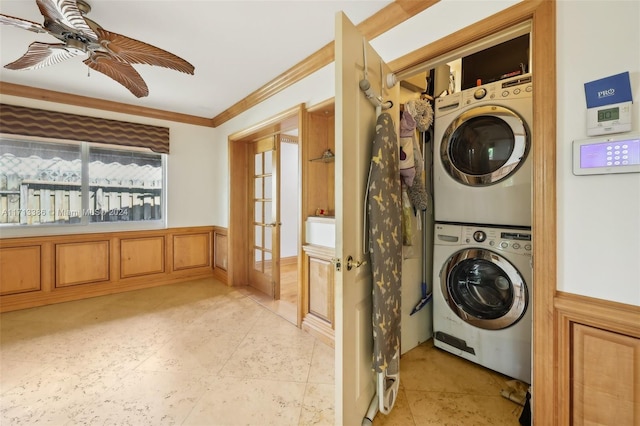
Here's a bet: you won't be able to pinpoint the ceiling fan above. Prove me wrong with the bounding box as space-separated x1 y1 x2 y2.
0 0 195 98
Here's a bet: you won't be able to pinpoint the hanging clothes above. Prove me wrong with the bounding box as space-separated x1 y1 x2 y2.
405 98 433 211
367 112 402 374
399 110 416 187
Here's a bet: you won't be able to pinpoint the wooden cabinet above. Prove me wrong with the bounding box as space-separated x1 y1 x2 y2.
572 324 640 425
556 293 640 425
302 244 335 347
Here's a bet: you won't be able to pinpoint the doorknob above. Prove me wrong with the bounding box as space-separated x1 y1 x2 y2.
265 222 282 227
346 255 367 271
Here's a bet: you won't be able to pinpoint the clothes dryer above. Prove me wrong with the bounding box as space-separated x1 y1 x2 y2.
434 74 533 227
433 222 532 383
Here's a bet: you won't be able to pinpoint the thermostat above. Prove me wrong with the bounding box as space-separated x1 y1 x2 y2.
587 101 632 136
573 133 640 175
584 72 633 136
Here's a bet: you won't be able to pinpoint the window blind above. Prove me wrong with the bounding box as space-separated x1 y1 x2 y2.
0 103 170 154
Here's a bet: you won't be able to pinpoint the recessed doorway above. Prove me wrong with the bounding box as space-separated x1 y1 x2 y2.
228 105 303 326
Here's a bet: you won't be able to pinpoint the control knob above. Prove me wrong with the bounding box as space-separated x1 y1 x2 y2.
473 230 486 242
474 88 487 100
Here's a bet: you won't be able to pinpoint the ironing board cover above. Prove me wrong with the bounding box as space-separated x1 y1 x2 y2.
367 112 402 373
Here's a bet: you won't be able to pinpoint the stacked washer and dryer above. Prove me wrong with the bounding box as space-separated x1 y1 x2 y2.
431 73 534 383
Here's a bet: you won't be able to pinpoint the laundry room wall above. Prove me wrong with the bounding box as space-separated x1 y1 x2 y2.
556 0 640 306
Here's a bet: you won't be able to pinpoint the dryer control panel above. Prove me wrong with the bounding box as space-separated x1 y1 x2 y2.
461 74 532 107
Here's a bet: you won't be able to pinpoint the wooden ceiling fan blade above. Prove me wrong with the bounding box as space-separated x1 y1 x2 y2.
36 0 97 40
0 13 47 34
96 27 195 75
4 41 82 70
84 53 149 98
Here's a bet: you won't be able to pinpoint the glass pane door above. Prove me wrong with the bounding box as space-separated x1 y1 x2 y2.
249 137 279 297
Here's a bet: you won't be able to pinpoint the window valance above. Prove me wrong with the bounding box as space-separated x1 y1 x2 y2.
0 103 170 154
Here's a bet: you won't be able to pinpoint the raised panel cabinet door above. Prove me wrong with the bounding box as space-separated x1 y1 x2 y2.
0 245 41 295
572 323 640 425
308 254 334 323
56 241 109 287
173 233 210 270
120 236 165 278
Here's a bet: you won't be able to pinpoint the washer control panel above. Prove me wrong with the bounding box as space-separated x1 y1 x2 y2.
462 74 532 107
463 225 532 255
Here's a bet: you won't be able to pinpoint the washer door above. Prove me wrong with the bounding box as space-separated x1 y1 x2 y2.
441 248 528 330
440 105 530 186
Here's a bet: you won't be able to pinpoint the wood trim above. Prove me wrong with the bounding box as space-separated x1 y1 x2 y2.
555 291 640 338
0 82 215 127
531 3 558 424
211 0 439 127
556 292 640 424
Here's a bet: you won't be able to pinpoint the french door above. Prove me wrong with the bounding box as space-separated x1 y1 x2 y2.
249 136 280 298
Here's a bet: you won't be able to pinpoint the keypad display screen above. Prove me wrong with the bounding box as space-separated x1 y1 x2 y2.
580 138 640 168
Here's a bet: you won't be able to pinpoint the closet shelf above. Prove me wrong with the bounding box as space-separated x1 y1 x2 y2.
310 149 335 163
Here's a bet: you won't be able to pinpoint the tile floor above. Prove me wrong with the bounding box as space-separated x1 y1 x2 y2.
0 278 526 425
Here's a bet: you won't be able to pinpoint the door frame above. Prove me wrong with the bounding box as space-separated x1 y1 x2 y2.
228 104 304 326
387 1 556 423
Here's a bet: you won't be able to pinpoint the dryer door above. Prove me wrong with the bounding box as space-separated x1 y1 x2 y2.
440 105 530 186
441 248 528 330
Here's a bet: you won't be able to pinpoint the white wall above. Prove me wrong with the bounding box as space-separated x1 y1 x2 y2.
556 1 640 306
165 121 220 228
0 94 218 238
212 1 640 308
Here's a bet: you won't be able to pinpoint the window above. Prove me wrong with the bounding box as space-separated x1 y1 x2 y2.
0 136 165 227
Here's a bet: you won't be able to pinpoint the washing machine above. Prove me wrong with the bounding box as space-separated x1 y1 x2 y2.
434 74 533 227
433 222 532 383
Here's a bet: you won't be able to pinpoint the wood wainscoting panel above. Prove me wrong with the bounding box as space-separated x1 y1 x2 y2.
212 227 228 285
173 232 211 271
0 245 41 295
556 292 640 425
572 324 640 425
308 255 333 323
120 236 165 278
55 241 109 288
301 244 335 347
0 226 220 312
214 231 228 271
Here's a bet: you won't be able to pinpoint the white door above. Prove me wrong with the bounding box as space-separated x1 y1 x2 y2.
334 12 399 424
